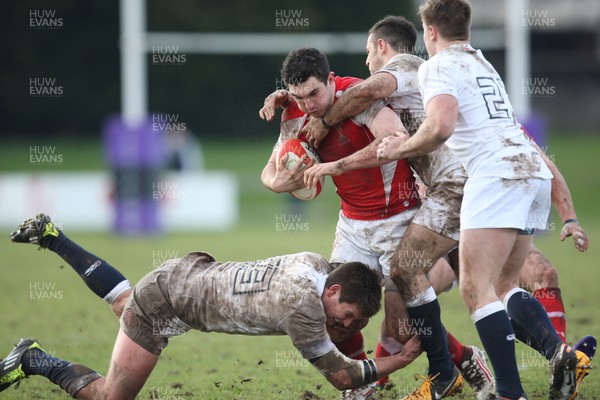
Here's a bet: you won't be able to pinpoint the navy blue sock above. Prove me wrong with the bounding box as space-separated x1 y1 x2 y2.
43 231 128 301
505 289 563 359
23 348 100 396
511 319 542 354
407 299 454 381
474 307 524 399
23 348 69 377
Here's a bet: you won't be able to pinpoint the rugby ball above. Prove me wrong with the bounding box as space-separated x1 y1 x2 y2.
277 139 324 200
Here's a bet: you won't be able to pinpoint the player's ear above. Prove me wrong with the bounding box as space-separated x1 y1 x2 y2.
427 24 437 41
326 72 335 86
325 284 341 298
327 283 342 296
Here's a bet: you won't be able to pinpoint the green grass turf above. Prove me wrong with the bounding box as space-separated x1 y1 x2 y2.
0 134 598 399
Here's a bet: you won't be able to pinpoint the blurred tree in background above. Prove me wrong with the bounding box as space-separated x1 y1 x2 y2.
2 1 120 136
2 0 414 139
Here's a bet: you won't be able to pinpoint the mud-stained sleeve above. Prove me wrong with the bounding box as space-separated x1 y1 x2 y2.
279 289 335 360
375 55 423 98
276 118 303 146
374 68 402 94
352 99 386 127
311 346 377 388
273 103 308 150
418 59 458 107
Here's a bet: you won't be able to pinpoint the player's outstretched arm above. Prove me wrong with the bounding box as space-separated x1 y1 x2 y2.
530 140 588 251
302 73 397 149
312 335 421 390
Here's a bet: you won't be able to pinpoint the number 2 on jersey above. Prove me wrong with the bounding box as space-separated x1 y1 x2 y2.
476 77 510 120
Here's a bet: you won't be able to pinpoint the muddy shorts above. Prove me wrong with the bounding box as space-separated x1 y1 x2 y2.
412 175 463 241
120 262 191 356
330 207 418 278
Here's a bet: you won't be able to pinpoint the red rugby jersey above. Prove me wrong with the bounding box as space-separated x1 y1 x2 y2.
278 76 419 220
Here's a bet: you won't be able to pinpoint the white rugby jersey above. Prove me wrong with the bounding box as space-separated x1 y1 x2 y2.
375 54 464 185
163 251 336 360
419 44 552 180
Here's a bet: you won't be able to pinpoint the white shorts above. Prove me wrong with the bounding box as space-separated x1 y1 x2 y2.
460 177 551 231
330 208 418 278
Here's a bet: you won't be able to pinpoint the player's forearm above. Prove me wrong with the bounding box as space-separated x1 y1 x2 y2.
325 85 376 127
548 162 577 222
368 337 422 383
326 75 397 126
261 163 278 192
532 141 577 221
262 161 307 193
261 152 288 192
390 95 455 159
315 338 419 390
372 335 422 380
396 123 447 159
390 94 456 159
373 353 415 378
321 354 412 390
336 134 393 172
262 163 294 193
269 89 290 108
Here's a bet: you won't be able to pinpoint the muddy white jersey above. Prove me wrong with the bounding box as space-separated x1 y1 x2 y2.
419 44 552 180
376 53 464 186
163 251 335 360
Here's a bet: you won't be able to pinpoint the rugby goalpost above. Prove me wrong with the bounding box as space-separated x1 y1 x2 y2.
119 0 531 125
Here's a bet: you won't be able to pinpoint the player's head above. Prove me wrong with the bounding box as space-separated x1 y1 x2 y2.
366 15 417 74
280 47 335 118
322 262 382 336
419 0 471 57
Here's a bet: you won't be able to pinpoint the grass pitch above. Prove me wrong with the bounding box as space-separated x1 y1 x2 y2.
0 134 598 399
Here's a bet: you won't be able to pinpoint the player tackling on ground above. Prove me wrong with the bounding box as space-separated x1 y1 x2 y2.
376 1 585 399
0 214 422 398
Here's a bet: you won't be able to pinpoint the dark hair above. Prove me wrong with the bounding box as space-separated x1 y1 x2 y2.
280 47 330 87
369 15 417 54
419 0 471 41
325 262 382 318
